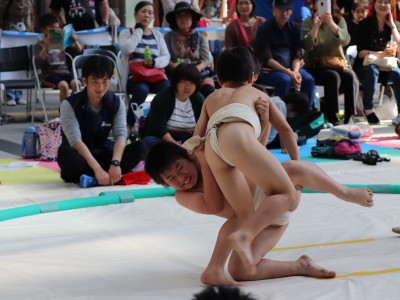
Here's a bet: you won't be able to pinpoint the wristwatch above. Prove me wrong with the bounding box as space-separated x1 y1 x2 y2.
110 160 120 166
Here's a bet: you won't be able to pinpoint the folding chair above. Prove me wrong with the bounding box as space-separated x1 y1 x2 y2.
72 53 126 101
0 45 47 124
32 52 73 108
83 48 121 80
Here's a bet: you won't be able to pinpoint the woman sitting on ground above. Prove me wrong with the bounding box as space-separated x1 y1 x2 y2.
141 63 204 149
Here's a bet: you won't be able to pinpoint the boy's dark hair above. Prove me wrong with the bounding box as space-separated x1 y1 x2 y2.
82 55 114 79
39 13 59 29
145 141 192 187
192 286 258 300
216 47 254 83
171 63 201 93
281 91 310 114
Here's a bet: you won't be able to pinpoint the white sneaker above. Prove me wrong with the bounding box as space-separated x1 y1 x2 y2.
392 114 400 125
6 99 16 106
16 99 26 105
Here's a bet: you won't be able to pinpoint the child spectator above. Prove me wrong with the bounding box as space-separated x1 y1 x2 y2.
347 0 369 47
34 13 82 102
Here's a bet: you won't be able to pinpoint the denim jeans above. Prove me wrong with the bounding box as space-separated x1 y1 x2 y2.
126 79 170 126
363 64 400 113
6 90 23 100
257 68 316 110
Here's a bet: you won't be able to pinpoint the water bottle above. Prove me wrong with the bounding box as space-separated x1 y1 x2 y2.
144 45 151 62
21 126 38 159
80 174 98 188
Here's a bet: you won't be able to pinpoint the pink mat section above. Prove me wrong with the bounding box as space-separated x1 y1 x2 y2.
19 158 60 172
365 135 400 149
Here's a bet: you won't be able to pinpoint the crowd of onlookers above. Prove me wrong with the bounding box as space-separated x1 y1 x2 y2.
2 0 400 184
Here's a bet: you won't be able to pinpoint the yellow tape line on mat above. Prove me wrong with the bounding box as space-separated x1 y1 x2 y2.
272 238 375 251
335 267 400 278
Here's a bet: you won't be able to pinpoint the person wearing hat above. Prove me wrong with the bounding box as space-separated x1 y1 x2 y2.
154 0 200 27
164 2 215 98
255 0 316 110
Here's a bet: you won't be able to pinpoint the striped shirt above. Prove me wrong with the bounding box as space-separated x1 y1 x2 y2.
131 33 160 61
166 98 196 130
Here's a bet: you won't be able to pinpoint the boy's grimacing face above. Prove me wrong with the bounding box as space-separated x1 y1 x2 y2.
161 158 198 190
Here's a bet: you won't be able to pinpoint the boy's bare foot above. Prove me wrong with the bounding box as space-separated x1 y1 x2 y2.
298 255 336 278
201 266 242 286
228 230 256 275
338 188 374 207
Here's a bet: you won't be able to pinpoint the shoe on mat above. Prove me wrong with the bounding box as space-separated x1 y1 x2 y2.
392 227 400 234
392 114 400 125
365 112 380 125
6 99 16 106
16 99 26 105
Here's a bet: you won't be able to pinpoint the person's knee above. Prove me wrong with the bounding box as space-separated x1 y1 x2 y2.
281 160 303 180
58 81 69 92
364 65 380 77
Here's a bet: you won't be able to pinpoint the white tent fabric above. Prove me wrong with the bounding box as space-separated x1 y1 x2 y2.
0 160 400 299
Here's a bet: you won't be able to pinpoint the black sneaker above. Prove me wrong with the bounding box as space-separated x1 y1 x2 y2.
365 112 380 125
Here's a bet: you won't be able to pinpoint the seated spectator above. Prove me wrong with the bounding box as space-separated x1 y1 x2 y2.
141 63 204 148
5 90 25 106
49 0 110 31
164 2 215 98
224 0 266 57
154 0 200 27
347 0 368 48
57 55 146 185
119 1 171 130
353 0 400 125
255 0 316 110
302 0 358 125
34 13 82 102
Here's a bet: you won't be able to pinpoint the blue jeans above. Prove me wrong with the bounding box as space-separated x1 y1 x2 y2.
257 68 316 110
363 64 400 113
6 90 23 100
126 79 170 126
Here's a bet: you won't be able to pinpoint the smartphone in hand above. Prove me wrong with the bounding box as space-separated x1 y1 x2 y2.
317 0 331 17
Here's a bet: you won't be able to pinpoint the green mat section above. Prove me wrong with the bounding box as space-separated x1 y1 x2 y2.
0 159 62 185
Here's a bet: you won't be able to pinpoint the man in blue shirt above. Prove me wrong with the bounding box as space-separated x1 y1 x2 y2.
255 0 316 109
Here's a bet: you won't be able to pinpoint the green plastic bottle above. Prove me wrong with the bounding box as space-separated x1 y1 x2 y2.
144 46 151 60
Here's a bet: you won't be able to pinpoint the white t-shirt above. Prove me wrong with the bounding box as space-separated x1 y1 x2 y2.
166 97 196 131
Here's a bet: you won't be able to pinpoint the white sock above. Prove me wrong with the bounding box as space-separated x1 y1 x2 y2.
364 109 373 115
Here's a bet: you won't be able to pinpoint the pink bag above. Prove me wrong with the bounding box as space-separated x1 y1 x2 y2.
38 118 62 161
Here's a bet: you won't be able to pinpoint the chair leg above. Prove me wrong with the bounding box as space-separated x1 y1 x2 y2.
379 84 385 106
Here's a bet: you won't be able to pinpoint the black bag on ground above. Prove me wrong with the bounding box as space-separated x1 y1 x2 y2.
311 137 362 159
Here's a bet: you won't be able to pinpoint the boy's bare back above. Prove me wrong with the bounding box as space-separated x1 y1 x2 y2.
204 85 268 118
